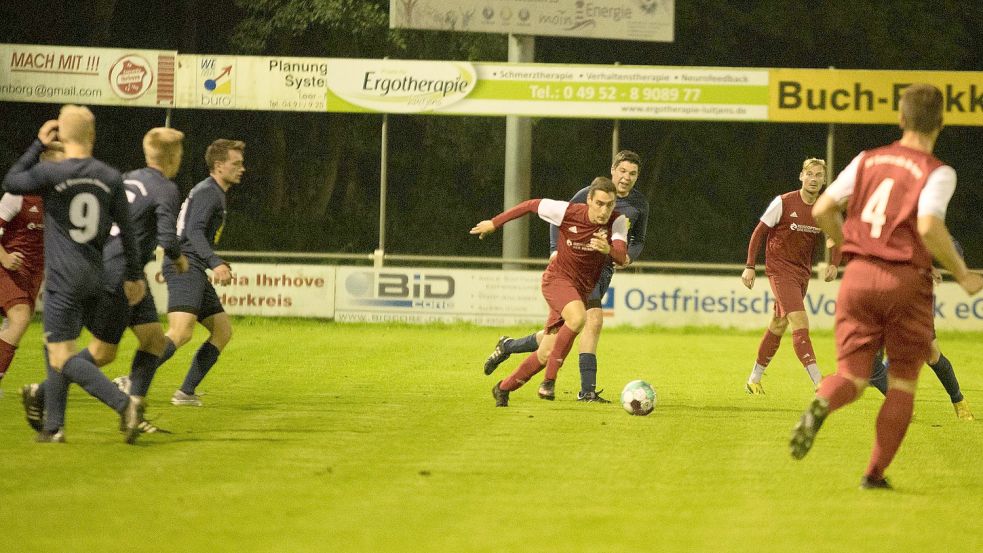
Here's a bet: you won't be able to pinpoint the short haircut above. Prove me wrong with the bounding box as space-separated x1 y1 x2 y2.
612 150 641 169
57 104 95 146
205 139 245 171
587 176 616 198
801 158 826 172
900 84 944 134
143 127 184 165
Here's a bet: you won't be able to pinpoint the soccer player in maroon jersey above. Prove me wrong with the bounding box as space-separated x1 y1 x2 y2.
742 158 841 394
0 145 63 389
470 177 628 406
790 84 983 489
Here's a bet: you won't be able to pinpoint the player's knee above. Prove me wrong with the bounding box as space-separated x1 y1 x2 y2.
139 331 168 356
88 345 117 367
210 323 232 349
167 327 194 348
770 318 789 334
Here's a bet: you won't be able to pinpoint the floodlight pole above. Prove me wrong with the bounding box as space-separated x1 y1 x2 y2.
376 111 389 268
502 34 535 270
164 108 172 128
611 62 621 159
824 66 836 266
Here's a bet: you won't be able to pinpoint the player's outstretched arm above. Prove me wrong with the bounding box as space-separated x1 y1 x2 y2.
919 216 983 295
470 199 544 239
2 130 52 194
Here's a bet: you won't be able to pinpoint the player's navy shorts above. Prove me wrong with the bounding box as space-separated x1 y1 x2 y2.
585 265 615 309
163 262 224 320
43 285 102 343
87 283 159 345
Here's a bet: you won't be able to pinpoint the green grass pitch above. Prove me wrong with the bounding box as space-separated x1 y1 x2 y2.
1 318 982 552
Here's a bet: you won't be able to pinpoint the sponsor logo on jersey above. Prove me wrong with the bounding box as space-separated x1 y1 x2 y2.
790 211 798 218
568 226 578 233
28 205 39 213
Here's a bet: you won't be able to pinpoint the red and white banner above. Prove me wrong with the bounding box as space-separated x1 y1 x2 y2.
0 43 175 107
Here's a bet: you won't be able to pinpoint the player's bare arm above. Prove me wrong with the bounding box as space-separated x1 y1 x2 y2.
918 215 983 295
812 193 845 246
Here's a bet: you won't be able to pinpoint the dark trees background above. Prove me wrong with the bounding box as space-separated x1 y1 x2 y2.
1 1 980 264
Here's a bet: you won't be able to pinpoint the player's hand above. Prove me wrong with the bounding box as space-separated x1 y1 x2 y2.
469 220 496 239
741 267 755 289
614 254 632 270
213 263 233 285
37 120 58 146
1 251 24 271
823 263 838 282
589 231 611 254
123 279 147 306
173 254 189 274
957 272 983 295
930 268 943 286
549 251 558 262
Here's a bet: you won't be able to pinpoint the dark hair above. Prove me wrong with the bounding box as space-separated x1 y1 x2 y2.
587 176 616 198
205 139 245 171
900 84 943 134
612 150 641 169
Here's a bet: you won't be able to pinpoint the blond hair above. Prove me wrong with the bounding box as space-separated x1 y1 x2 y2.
143 127 185 166
57 105 95 146
801 158 826 172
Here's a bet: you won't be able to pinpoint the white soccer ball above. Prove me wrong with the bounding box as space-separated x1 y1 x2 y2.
621 380 656 416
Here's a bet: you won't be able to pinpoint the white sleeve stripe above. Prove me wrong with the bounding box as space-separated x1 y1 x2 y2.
918 165 956 219
759 196 782 227
611 214 629 242
537 198 568 226
0 193 23 222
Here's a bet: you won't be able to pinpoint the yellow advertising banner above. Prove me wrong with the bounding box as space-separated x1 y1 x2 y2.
769 68 983 126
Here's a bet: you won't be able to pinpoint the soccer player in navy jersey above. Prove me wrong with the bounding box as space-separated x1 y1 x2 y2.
482 150 648 403
3 105 147 443
471 177 629 406
0 145 61 391
23 127 190 435
155 139 243 407
741 158 841 394
792 84 983 489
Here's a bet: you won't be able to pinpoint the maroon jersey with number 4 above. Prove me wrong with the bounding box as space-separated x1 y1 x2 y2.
841 142 944 270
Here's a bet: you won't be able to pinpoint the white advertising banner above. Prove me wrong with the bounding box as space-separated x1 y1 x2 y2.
334 266 548 325
146 262 335 317
601 273 983 332
390 0 675 42
0 43 175 107
173 54 769 121
332 266 983 332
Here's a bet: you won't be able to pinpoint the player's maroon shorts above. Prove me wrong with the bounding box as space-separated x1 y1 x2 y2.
0 268 42 316
541 274 587 333
835 257 934 381
767 273 808 318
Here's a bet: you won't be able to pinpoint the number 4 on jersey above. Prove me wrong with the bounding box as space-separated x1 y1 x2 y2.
860 178 894 238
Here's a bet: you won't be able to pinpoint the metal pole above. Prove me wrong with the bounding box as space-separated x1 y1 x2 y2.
375 112 389 268
503 34 535 270
823 66 836 265
611 62 620 159
164 108 172 128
